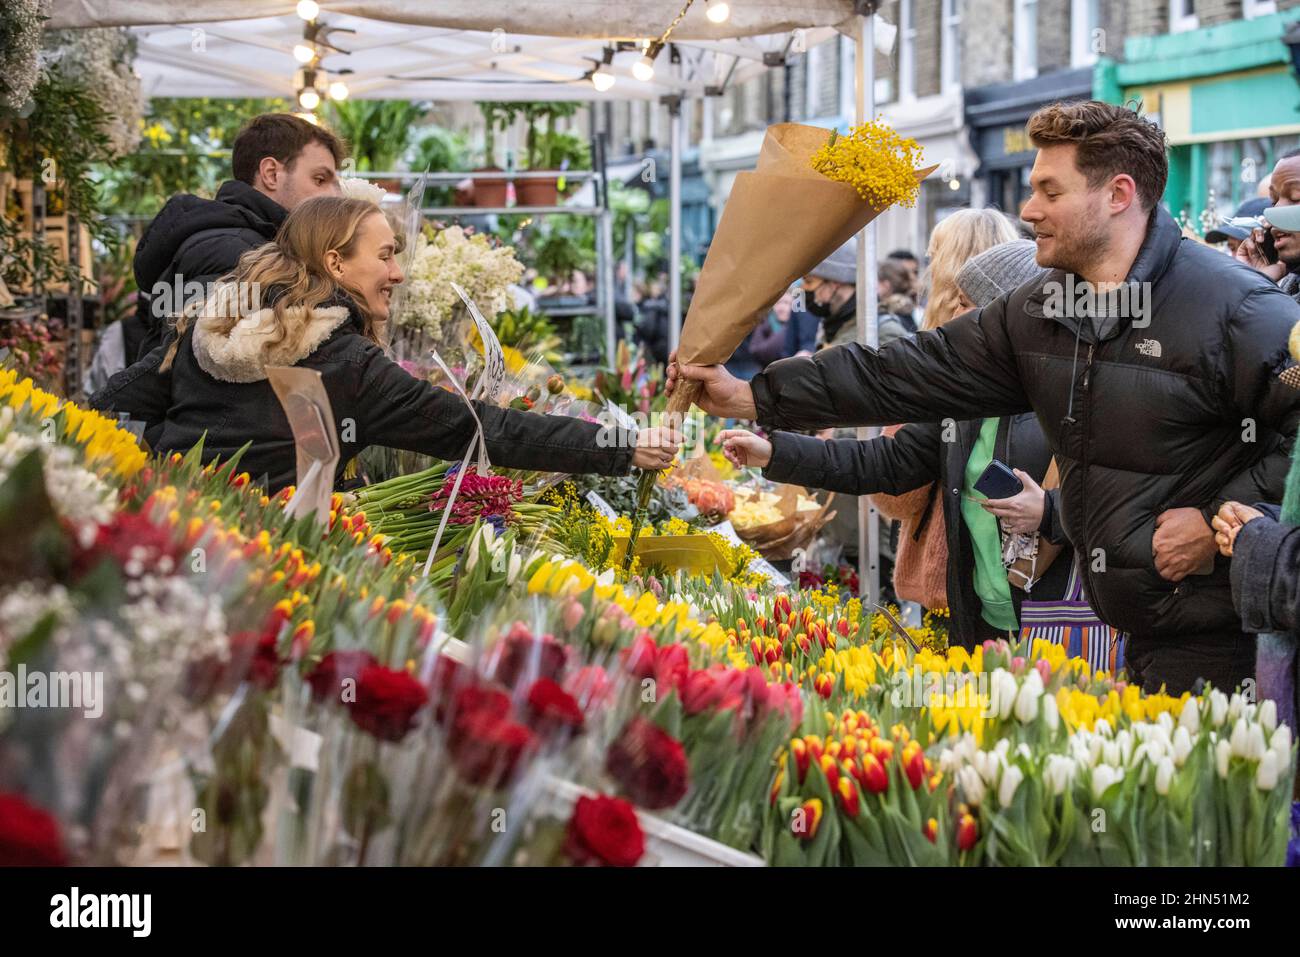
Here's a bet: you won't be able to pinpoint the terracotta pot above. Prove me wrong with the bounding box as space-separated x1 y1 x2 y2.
472 167 509 207
517 176 559 207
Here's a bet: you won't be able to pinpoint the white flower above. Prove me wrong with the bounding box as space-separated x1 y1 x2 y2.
1259 699 1277 735
1271 724 1293 764
1044 754 1076 797
1014 671 1043 723
1215 738 1232 780
1179 701 1201 734
958 765 986 806
1210 690 1229 728
1157 711 1174 736
1042 693 1060 733
1094 717 1112 739
989 669 1017 721
1115 729 1133 763
1228 692 1245 722
1154 757 1175 796
1091 764 1121 799
1247 724 1268 762
1229 719 1250 759
998 764 1025 809
1172 726 1193 767
1255 751 1280 791
340 176 390 206
506 551 523 585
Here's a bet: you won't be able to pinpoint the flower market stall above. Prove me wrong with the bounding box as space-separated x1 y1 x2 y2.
1 0 1297 889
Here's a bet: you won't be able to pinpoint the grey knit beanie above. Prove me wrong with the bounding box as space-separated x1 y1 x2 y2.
809 237 857 284
956 239 1045 307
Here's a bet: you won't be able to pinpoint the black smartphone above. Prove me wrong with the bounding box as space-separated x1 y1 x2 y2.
974 459 1023 500
1261 228 1280 265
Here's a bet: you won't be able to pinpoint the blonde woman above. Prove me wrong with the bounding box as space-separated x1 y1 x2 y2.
719 236 1075 649
91 196 679 491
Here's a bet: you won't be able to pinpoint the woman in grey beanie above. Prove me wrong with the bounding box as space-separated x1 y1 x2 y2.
718 238 1113 658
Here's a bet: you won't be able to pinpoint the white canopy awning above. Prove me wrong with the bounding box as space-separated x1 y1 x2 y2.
49 0 856 101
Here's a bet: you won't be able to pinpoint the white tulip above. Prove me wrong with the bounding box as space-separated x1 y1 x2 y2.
1215 738 1232 780
1116 729 1133 762
1229 719 1250 759
1088 735 1104 768
998 764 1025 809
1271 724 1292 762
1091 764 1121 799
1179 702 1201 734
1210 690 1229 727
994 738 1011 759
1103 741 1122 768
1042 693 1060 733
1259 700 1278 735
958 765 986 806
1095 718 1113 739
465 531 481 571
1154 757 1175 796
1044 755 1075 796
1256 751 1280 791
1247 724 1268 762
1016 742 1032 761
1229 692 1245 722
1013 671 1044 723
1172 726 1193 767
1157 711 1174 736
506 551 523 585
990 670 1017 720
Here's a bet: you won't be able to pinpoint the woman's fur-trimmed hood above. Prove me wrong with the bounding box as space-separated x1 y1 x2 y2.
191 283 354 383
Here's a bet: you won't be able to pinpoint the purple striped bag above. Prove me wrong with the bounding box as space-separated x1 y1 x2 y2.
1018 561 1125 675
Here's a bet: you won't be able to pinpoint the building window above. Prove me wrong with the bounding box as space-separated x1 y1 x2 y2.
1169 0 1198 33
899 0 916 101
1013 0 1038 81
1243 0 1277 19
1070 0 1100 68
940 0 962 92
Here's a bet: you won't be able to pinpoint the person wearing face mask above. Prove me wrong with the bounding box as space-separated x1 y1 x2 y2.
802 238 913 352
1236 149 1300 306
90 197 680 492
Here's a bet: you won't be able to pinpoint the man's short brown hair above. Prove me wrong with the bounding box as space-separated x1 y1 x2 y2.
1026 100 1168 210
231 113 348 185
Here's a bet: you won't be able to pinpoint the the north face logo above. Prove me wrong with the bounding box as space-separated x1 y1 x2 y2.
1135 338 1162 358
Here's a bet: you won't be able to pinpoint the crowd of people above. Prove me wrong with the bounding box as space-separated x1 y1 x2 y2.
85 101 1300 716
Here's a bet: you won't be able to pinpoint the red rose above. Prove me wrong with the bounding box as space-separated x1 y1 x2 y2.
448 684 512 730
0 794 68 866
492 624 567 689
525 678 585 735
448 710 536 787
564 794 645 867
605 716 689 810
347 665 429 742
306 650 378 704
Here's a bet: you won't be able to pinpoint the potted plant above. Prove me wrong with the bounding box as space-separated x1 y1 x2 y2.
517 102 583 207
326 99 428 191
472 101 521 207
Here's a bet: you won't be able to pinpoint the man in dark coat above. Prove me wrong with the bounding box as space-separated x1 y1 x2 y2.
122 113 347 361
670 101 1300 695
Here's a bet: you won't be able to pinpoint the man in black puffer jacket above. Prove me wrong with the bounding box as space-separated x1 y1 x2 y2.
123 113 346 362
671 101 1300 695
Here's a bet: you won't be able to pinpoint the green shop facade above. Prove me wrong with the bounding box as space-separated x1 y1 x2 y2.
1096 7 1300 226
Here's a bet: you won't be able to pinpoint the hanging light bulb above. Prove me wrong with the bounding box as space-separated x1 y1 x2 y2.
633 55 656 82
296 0 320 21
592 63 616 92
328 80 349 101
298 87 321 110
706 0 730 23
293 43 316 64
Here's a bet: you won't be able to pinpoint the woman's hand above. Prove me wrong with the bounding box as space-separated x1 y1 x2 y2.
631 426 683 471
980 468 1045 534
718 429 773 469
1211 501 1266 557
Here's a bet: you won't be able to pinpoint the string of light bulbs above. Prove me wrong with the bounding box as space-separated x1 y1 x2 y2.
590 0 730 91
291 0 351 121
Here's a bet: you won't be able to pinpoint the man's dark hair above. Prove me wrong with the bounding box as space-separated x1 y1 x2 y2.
231 113 347 185
1026 100 1168 210
886 249 918 263
878 259 914 296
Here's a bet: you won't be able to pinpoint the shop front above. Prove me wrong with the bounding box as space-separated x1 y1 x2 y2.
965 67 1094 224
1097 8 1300 225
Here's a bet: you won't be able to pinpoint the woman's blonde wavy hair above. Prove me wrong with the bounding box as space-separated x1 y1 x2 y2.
162 195 392 371
921 208 1020 331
